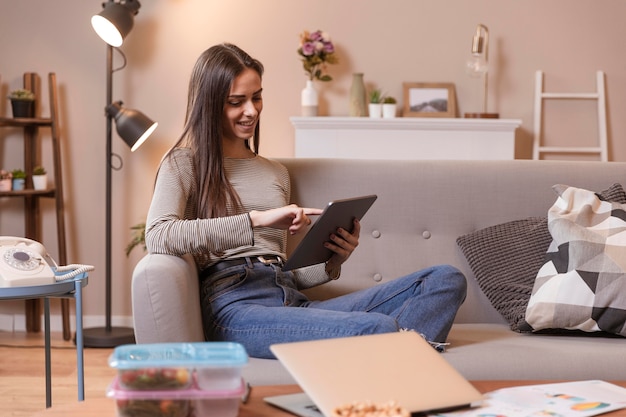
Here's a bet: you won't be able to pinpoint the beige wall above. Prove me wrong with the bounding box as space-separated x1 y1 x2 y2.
1 0 625 329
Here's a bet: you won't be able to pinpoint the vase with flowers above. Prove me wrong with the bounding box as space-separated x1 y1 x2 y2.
297 29 338 116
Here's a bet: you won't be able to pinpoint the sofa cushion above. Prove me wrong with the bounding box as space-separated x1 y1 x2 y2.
444 323 626 381
525 184 626 337
457 183 626 332
457 217 551 331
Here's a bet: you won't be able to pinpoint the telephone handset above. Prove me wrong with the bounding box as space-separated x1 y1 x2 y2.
0 236 94 288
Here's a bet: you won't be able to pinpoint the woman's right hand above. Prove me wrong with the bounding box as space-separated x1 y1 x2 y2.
249 204 322 235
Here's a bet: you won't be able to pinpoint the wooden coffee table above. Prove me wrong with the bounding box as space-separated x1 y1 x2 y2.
31 381 626 416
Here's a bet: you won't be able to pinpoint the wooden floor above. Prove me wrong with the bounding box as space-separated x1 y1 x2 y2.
0 331 117 417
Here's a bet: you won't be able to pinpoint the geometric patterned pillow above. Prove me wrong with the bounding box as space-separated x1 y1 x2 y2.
525 184 626 337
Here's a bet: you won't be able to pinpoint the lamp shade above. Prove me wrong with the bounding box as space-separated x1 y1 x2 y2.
106 101 157 151
91 0 141 47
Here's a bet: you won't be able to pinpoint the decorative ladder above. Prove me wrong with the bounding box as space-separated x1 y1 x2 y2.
532 70 608 161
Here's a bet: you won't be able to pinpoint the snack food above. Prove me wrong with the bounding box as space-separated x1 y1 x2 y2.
332 400 410 417
115 398 189 417
119 368 191 390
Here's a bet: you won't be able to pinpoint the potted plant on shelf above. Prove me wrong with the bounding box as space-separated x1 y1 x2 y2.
7 89 35 118
11 169 26 191
32 165 47 190
382 96 398 119
368 89 384 118
0 170 12 191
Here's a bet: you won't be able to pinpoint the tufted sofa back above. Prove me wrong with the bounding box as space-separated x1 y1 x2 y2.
278 158 626 324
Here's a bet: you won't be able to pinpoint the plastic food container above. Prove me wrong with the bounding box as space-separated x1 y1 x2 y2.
109 342 248 391
107 376 246 417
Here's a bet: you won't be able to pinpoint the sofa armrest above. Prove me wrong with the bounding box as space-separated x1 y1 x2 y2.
131 253 205 343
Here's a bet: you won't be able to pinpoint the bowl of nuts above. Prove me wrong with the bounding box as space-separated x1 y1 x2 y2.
332 400 410 417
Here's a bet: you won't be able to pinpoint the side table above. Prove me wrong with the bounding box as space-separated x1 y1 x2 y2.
0 272 88 408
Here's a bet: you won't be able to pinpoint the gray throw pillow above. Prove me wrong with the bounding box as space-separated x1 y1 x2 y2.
457 217 551 331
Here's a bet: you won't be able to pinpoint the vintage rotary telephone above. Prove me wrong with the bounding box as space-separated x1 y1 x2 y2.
0 236 94 288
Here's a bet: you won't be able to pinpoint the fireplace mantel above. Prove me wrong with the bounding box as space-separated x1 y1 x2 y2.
291 117 521 160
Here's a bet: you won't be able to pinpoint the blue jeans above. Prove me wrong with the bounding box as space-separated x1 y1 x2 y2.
200 261 466 359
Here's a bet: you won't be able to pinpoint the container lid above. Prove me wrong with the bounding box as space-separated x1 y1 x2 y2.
106 377 247 400
108 342 248 369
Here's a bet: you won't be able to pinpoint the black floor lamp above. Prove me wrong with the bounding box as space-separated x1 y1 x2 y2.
84 0 157 348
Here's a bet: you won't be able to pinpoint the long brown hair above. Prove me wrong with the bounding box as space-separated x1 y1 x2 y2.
166 43 264 218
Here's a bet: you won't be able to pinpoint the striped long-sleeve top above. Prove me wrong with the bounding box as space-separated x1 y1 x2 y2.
145 147 332 289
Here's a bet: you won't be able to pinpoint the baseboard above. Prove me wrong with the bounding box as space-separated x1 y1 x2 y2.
0 313 134 333
0 314 14 331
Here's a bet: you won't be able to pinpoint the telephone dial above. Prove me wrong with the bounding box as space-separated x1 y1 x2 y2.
0 236 94 288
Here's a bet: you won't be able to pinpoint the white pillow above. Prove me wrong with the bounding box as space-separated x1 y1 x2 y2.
525 184 626 336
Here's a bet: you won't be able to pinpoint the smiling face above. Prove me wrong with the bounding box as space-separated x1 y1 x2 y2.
222 68 263 151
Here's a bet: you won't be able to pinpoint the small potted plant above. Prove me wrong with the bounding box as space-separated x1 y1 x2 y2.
368 89 384 118
382 96 398 119
126 222 147 257
32 165 47 190
7 89 35 118
11 169 26 191
0 170 12 191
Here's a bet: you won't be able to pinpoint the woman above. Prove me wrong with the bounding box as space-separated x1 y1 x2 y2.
145 43 467 359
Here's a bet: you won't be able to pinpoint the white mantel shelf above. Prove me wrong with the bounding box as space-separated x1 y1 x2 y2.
291 116 522 160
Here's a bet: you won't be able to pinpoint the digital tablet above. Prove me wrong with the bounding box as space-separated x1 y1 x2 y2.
282 194 377 271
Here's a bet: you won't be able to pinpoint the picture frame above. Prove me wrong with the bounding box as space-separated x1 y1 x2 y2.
402 82 456 118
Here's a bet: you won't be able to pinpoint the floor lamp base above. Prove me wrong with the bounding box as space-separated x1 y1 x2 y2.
82 326 135 348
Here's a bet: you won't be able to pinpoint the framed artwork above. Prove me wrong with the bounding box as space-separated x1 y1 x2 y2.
402 82 456 118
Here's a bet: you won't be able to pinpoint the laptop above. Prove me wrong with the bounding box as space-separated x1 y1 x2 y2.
282 195 377 271
266 332 483 417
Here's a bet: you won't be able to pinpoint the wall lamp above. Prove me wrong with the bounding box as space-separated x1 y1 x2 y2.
85 0 157 348
464 24 499 119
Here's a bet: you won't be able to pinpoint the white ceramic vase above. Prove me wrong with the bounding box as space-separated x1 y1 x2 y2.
33 174 47 190
368 103 383 118
301 80 318 117
382 103 397 118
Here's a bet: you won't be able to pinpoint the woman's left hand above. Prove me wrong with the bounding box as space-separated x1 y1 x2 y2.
325 218 360 268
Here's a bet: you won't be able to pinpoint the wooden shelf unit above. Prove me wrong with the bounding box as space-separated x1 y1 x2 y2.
0 72 70 340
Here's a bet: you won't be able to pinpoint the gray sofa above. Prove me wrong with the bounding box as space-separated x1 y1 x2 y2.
132 158 626 385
